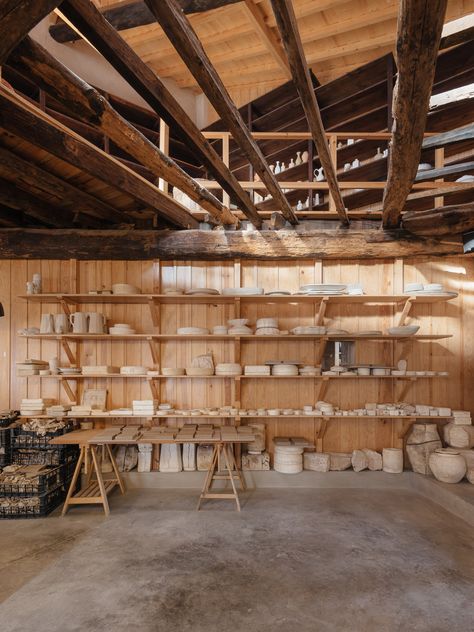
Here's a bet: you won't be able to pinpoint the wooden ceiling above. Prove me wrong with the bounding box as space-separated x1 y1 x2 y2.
54 0 474 106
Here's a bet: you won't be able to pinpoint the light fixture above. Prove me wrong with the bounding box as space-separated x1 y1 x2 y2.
463 231 474 254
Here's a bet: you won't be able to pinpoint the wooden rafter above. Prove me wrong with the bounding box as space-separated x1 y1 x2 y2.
241 1 291 79
382 0 448 228
402 202 474 236
50 0 241 42
270 0 348 225
145 0 298 224
0 228 462 260
0 0 62 63
0 87 200 229
58 0 261 227
8 36 234 227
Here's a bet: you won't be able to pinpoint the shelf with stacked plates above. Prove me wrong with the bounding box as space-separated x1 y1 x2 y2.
17 281 456 440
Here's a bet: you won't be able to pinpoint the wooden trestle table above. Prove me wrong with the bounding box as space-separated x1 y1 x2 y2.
50 429 255 515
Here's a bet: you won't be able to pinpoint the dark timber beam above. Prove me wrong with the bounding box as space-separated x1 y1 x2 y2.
49 0 241 42
382 0 448 228
0 228 461 260
269 0 348 226
402 202 474 236
0 145 129 224
0 178 111 228
0 88 199 229
421 123 474 151
57 0 260 226
145 0 298 224
8 36 233 226
0 0 62 63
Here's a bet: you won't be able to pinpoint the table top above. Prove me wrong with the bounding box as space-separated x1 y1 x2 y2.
49 429 255 446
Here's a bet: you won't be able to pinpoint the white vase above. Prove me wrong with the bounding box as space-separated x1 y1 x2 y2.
274 161 281 174
429 449 466 483
301 150 309 163
289 158 295 169
280 162 286 172
295 151 302 166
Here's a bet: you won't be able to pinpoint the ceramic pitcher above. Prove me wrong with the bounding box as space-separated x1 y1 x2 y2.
88 312 106 334
54 313 70 334
40 313 54 334
69 312 88 334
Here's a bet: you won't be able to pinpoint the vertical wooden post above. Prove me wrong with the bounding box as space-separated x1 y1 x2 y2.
434 147 445 208
328 135 338 213
307 139 314 209
158 119 170 194
222 133 230 209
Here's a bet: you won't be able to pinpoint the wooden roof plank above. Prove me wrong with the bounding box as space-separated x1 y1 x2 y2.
145 0 298 224
382 0 448 228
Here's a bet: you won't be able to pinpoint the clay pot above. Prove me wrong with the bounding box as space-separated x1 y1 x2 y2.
429 449 466 483
383 448 403 473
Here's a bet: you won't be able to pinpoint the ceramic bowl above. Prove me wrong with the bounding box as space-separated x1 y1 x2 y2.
228 319 249 327
387 326 420 336
185 367 214 376
256 318 278 329
357 367 371 376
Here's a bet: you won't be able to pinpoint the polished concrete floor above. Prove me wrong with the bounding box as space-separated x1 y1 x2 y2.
1 488 473 632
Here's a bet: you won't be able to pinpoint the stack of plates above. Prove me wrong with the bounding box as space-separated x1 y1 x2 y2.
256 327 280 336
177 327 209 335
256 318 278 329
297 284 346 295
222 287 264 296
228 326 253 334
291 326 326 335
265 290 291 296
120 366 148 375
299 365 320 376
244 365 271 376
185 288 220 296
404 283 457 297
110 324 136 335
215 363 242 376
272 364 299 376
59 366 82 375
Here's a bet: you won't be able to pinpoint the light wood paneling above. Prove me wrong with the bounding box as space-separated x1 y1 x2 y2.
2 256 472 456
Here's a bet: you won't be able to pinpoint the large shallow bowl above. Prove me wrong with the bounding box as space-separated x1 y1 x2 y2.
387 326 420 336
222 287 264 296
185 367 214 376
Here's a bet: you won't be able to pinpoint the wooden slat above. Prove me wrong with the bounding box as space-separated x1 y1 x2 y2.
57 0 262 226
8 36 230 227
382 0 448 228
270 0 348 225
0 0 62 63
0 88 199 229
145 0 298 224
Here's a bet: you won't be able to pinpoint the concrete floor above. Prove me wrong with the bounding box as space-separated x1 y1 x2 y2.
1 488 473 632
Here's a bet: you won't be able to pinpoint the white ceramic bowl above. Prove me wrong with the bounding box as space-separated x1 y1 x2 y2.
256 318 278 329
387 326 420 336
357 367 371 376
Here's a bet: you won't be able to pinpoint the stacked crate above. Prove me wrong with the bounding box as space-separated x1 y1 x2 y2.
0 418 79 518
0 411 20 468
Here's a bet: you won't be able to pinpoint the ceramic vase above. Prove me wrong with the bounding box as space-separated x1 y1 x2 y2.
274 161 281 174
429 449 466 483
301 150 309 163
295 151 302 166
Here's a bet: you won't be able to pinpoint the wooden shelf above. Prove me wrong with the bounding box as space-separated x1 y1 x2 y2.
19 413 453 421
19 333 452 342
19 293 457 305
22 374 447 381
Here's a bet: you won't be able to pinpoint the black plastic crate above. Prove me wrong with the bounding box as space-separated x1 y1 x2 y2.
13 434 73 450
0 426 16 466
0 485 66 519
0 411 19 429
18 419 78 439
0 464 66 496
12 445 79 466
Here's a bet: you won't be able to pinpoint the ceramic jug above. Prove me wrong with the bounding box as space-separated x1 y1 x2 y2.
54 313 70 334
40 313 54 334
88 312 106 334
301 150 309 163
314 167 325 181
69 312 88 334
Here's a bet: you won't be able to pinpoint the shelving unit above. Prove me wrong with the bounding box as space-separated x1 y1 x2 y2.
18 287 457 452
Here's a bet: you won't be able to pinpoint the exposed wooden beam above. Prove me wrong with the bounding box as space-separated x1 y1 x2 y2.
403 202 474 236
50 0 241 42
0 145 129 224
270 0 348 225
241 1 291 79
8 36 233 227
0 87 200 229
0 177 110 228
57 0 260 226
0 0 62 63
144 0 298 224
0 228 462 260
382 0 448 228
421 123 474 151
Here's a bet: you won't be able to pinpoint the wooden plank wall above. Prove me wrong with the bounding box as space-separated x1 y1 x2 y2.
0 256 472 455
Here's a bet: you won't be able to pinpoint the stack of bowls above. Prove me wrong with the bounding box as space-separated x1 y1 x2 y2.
227 318 253 335
215 363 242 376
272 363 299 376
212 325 228 335
256 317 279 335
177 327 210 335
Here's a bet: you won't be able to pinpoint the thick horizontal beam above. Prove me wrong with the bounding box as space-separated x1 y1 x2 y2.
421 123 474 151
0 228 462 260
402 202 474 236
50 0 241 42
0 88 199 229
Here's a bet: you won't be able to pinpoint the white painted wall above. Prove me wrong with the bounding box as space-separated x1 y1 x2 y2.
31 16 200 123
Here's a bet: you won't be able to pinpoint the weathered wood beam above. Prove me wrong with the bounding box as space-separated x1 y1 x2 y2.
421 123 474 151
269 0 348 226
50 0 241 42
8 36 233 227
0 178 110 228
145 0 298 224
241 1 291 79
402 202 474 236
0 88 199 229
57 0 260 226
0 228 462 260
415 161 474 182
382 0 448 228
0 0 62 63
0 145 129 224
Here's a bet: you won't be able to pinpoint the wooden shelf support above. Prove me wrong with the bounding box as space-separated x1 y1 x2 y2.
316 417 329 452
316 297 329 325
397 297 416 326
61 339 76 365
61 378 77 403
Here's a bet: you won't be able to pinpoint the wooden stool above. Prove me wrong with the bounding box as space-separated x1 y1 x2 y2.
62 443 125 517
197 442 246 511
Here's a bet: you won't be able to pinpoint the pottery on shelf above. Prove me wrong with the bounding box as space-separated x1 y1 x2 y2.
289 158 295 169
274 161 281 174
295 151 302 166
429 449 466 483
314 167 325 181
301 150 309 163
